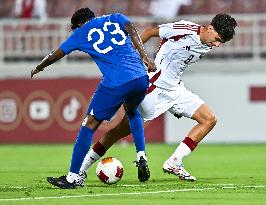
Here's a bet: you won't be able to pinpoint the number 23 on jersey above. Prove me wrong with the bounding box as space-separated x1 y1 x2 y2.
87 22 127 54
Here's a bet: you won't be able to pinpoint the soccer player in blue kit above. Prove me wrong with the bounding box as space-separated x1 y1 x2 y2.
31 8 156 188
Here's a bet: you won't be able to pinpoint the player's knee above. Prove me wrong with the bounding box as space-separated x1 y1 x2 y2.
205 112 217 129
82 115 102 131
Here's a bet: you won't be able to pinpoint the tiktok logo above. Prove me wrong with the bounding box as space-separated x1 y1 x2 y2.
63 97 81 122
55 90 87 131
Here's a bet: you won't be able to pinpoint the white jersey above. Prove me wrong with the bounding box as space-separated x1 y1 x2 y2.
149 20 211 91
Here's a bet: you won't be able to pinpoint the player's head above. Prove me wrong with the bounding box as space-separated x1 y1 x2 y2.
211 13 237 42
201 13 237 47
71 8 95 30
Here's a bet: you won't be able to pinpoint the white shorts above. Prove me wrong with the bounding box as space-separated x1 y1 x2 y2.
139 82 205 121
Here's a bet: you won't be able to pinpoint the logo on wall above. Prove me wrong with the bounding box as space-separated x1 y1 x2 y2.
0 91 23 131
23 90 55 131
0 78 164 143
55 90 87 131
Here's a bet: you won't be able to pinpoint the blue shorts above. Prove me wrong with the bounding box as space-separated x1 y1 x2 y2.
87 75 149 121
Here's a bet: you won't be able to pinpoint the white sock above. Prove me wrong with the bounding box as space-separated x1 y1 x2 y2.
66 172 79 183
168 142 191 165
80 149 101 173
137 151 147 161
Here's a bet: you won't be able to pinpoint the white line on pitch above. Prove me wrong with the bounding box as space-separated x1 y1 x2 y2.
1 184 265 189
221 185 265 189
222 186 236 189
242 185 265 188
0 184 264 202
0 188 214 202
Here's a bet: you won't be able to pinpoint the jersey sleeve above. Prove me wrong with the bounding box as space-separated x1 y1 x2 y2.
159 21 200 39
59 32 78 55
116 13 132 31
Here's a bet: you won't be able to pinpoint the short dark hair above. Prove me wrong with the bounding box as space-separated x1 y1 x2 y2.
211 13 237 42
71 8 95 30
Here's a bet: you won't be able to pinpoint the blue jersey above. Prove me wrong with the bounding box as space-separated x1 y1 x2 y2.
60 13 147 88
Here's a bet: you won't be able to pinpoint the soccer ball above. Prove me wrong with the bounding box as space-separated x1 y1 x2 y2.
96 157 124 184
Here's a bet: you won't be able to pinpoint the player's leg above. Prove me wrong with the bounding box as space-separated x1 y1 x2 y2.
81 75 149 182
47 83 124 188
163 86 217 181
47 114 102 189
123 76 150 182
67 115 102 181
80 86 174 176
187 104 217 142
80 114 131 173
166 103 216 163
82 76 149 183
100 114 130 149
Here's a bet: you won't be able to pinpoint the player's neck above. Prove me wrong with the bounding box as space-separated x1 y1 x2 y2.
199 27 207 44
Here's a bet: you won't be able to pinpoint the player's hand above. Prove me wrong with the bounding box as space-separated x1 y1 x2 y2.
142 56 157 73
31 67 43 78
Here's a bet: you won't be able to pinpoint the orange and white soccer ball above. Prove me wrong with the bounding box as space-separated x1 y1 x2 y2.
96 157 123 184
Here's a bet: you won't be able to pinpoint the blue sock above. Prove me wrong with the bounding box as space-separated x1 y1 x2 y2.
126 109 145 152
70 126 94 174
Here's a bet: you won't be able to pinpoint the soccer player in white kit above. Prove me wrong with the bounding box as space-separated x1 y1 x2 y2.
79 13 237 183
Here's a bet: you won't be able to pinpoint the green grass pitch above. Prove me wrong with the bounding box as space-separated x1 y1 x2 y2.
0 143 265 205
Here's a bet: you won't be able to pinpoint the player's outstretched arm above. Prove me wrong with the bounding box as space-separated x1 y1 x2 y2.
141 27 160 44
125 23 157 73
31 48 65 78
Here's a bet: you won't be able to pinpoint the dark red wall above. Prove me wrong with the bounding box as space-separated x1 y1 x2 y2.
0 78 164 144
